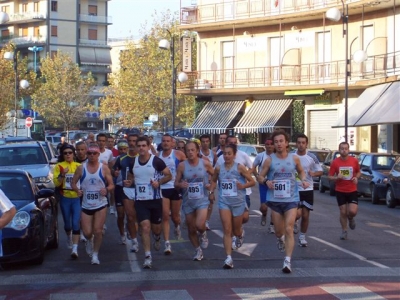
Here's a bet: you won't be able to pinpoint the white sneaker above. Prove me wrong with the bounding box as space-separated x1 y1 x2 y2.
261 214 267 226
80 232 87 242
298 235 308 247
293 220 299 234
282 259 292 273
109 206 115 215
71 245 78 259
67 234 73 249
232 236 238 250
102 224 107 235
277 237 285 252
143 256 152 269
199 232 209 249
268 224 275 234
153 234 161 251
164 241 172 255
235 231 244 249
174 225 182 240
85 237 94 257
119 235 127 245
193 248 203 261
205 220 210 231
223 256 234 269
91 254 100 265
130 240 139 253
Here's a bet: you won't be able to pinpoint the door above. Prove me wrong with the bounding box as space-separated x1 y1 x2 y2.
309 110 338 150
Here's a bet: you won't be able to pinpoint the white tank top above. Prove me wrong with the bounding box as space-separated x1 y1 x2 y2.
159 150 179 189
200 149 214 163
133 155 162 200
80 163 108 210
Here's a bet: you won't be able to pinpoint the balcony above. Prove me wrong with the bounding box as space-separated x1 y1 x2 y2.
179 51 400 94
80 65 112 74
0 34 46 46
79 14 112 25
5 12 47 24
79 39 108 46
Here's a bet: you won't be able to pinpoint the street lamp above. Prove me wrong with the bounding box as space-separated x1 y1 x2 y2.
159 30 188 133
28 46 44 73
326 2 367 143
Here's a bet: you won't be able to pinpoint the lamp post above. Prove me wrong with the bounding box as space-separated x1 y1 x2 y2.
159 30 188 133
326 2 367 143
28 46 43 73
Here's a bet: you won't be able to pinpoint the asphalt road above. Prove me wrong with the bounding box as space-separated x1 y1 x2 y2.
1 188 399 299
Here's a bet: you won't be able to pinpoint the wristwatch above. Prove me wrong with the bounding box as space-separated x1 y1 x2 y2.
209 191 214 195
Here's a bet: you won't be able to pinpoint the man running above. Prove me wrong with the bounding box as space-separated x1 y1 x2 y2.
212 133 227 159
107 135 120 157
158 134 186 255
293 134 322 247
75 141 88 164
175 141 214 261
125 136 172 268
71 144 114 265
258 130 307 273
328 142 361 240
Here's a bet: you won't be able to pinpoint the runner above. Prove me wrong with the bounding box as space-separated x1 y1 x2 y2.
257 130 307 273
175 141 214 261
53 144 81 258
125 136 172 268
158 134 186 255
75 141 88 164
328 141 361 240
293 134 323 247
212 133 227 159
210 143 255 269
252 137 275 232
107 135 120 157
71 144 114 265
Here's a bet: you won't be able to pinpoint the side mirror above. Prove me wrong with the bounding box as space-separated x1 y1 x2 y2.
50 157 58 164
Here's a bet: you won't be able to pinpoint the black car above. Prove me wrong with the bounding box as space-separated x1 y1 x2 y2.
319 150 362 196
377 157 400 208
0 169 58 266
357 153 399 204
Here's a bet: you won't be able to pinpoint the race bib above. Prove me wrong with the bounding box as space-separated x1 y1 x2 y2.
85 191 101 207
188 182 204 199
273 180 291 198
64 174 73 190
339 167 353 180
136 183 154 200
221 179 237 197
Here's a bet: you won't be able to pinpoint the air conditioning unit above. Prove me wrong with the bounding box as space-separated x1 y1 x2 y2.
87 122 95 128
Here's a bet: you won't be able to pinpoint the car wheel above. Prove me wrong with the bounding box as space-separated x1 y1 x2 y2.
47 219 59 250
386 187 397 208
371 184 380 205
319 180 326 193
329 182 336 196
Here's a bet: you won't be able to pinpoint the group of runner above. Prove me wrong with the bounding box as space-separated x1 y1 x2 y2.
52 130 361 274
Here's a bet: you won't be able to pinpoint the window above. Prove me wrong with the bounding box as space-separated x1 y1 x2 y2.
22 28 28 37
51 1 57 12
88 29 97 40
22 3 28 12
361 155 372 168
222 41 234 84
51 51 57 59
1 5 10 13
1 29 9 38
51 26 57 37
34 2 39 12
34 26 40 37
88 5 98 16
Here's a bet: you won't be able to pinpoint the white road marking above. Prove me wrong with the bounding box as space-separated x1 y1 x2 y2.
252 210 262 215
212 229 257 256
320 286 386 300
233 288 289 300
384 230 400 237
309 236 389 269
125 239 141 272
143 290 193 300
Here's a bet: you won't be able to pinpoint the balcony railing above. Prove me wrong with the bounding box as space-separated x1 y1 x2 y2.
0 35 46 46
181 0 352 25
179 51 400 90
79 14 112 24
79 39 108 46
6 11 47 22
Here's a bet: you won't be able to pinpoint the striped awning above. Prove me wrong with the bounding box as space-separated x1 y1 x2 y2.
189 101 244 134
234 99 293 133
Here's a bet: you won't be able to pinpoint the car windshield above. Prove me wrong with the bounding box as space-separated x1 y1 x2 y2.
309 151 329 162
0 146 48 166
0 173 33 201
373 155 398 170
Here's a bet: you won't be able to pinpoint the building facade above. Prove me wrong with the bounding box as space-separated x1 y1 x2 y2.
0 0 112 130
178 0 399 152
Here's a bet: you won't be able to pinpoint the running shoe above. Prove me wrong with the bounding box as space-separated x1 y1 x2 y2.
298 235 308 247
223 256 234 269
282 259 292 273
174 225 182 240
143 256 152 269
261 214 267 226
293 220 299 234
109 206 115 215
268 224 275 234
193 248 203 261
232 236 238 250
153 234 161 251
235 230 245 249
91 254 100 265
164 241 172 255
277 237 285 252
67 234 73 249
205 220 210 231
199 232 209 249
102 224 107 235
119 235 127 245
71 246 78 259
130 240 139 253
340 230 348 240
80 231 87 242
348 218 356 230
85 237 94 257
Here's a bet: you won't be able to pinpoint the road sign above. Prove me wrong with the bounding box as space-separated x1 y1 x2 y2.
25 117 33 128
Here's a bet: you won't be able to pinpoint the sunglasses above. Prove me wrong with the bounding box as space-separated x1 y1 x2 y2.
63 151 73 155
87 151 98 155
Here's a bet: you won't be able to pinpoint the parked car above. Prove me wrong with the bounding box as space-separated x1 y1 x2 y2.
39 141 59 163
45 135 62 148
357 153 399 204
174 129 193 139
60 131 88 145
0 136 33 144
0 142 55 190
319 150 362 196
0 169 58 266
237 144 265 163
380 157 400 208
307 149 331 189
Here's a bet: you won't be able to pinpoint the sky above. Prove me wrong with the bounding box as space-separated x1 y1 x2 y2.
108 0 193 39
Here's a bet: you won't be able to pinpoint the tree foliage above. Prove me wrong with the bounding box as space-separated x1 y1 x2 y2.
100 10 196 129
31 51 95 131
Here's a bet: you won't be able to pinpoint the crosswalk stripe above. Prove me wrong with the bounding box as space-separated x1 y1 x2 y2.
232 288 290 299
384 230 400 237
320 286 386 300
142 290 193 300
50 292 97 300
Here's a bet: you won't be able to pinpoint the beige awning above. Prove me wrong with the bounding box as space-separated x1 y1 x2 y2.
95 48 112 66
79 48 97 65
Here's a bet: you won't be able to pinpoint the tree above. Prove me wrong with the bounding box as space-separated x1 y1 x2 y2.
31 51 95 131
100 9 196 129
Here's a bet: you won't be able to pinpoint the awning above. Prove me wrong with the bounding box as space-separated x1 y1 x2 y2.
354 81 400 126
95 48 112 66
189 101 244 134
333 83 394 128
234 99 293 133
79 48 97 65
284 89 324 96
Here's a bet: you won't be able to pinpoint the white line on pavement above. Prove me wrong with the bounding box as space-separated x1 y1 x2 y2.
309 236 389 269
125 239 141 272
384 230 400 238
